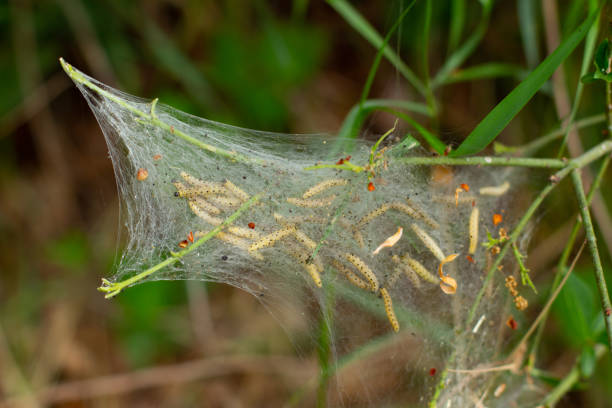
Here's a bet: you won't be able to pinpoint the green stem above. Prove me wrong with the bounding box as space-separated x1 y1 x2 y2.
400 156 565 168
529 154 611 361
555 0 600 158
571 169 612 351
59 58 257 164
504 113 605 156
466 140 612 325
98 194 261 298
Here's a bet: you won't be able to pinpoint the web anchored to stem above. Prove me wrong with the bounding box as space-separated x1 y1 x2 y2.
62 58 612 407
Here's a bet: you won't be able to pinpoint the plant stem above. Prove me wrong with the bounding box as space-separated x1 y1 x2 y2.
571 169 612 351
528 154 610 361
59 58 256 164
466 140 612 324
506 113 605 156
401 156 565 168
98 194 261 298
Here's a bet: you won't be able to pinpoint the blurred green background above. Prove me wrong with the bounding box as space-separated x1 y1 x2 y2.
1 0 612 406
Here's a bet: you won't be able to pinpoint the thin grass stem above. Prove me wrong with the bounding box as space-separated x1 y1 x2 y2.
571 169 612 351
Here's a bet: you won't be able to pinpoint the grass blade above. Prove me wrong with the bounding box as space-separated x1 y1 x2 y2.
442 63 526 84
432 1 492 88
451 8 599 157
326 0 426 97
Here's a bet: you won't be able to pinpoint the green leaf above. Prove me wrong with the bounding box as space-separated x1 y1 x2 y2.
451 8 599 157
594 39 610 74
553 273 597 347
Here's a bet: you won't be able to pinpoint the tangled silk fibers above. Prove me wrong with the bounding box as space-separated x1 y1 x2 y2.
64 60 543 407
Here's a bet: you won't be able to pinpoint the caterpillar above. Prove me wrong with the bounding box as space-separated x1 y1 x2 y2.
356 202 437 230
330 259 370 291
224 179 250 201
403 200 439 229
249 225 297 252
293 229 318 250
208 195 243 209
287 195 336 208
392 255 422 289
402 256 438 284
468 206 479 254
179 172 225 195
386 258 404 288
195 230 263 260
285 245 323 288
432 194 475 205
302 179 348 199
479 181 510 196
189 203 260 239
355 204 391 229
411 224 445 262
345 253 379 293
380 287 399 333
188 197 221 216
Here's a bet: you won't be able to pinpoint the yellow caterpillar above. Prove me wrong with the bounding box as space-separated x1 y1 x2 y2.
479 181 510 196
249 225 297 252
195 230 263 260
302 179 348 199
287 195 337 208
188 197 221 216
345 253 379 293
469 206 479 254
380 287 399 332
401 256 438 284
224 179 250 201
330 259 370 291
411 224 445 262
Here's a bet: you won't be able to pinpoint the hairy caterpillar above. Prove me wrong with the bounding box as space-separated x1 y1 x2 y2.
468 206 479 254
287 195 337 208
410 224 445 262
345 253 379 293
479 181 510 196
302 178 348 199
380 287 399 332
